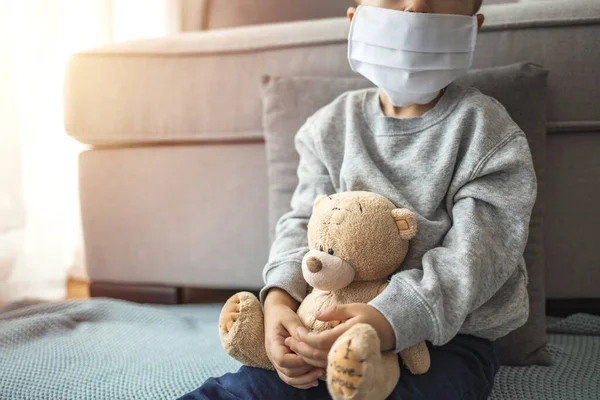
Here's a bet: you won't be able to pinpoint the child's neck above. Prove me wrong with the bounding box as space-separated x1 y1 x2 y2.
379 90 444 119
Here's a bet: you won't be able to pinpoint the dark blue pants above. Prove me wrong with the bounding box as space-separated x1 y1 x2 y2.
179 335 499 400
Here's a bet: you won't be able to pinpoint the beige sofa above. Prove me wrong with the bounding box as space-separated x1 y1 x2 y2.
65 0 600 313
182 0 515 30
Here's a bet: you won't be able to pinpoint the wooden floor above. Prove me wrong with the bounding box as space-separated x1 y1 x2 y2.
66 278 90 300
0 278 89 308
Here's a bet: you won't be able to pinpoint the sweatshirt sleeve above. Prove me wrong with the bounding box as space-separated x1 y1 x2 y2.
259 122 335 304
369 132 537 353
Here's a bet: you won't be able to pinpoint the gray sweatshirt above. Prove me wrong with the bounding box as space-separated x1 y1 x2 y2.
261 83 536 353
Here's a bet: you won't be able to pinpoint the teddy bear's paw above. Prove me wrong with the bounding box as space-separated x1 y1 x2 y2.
218 292 272 370
219 294 242 335
327 323 380 400
219 291 260 337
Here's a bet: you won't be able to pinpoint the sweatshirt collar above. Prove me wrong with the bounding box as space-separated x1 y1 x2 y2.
362 82 466 136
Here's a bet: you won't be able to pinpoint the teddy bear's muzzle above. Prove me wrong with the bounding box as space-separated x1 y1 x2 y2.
301 250 355 291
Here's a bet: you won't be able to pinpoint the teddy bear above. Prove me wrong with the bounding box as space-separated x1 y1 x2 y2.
218 191 431 400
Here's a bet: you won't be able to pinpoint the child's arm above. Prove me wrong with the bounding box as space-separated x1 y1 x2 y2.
259 121 335 304
369 132 536 353
260 121 334 385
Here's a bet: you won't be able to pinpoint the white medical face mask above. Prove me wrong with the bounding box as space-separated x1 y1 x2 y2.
348 6 478 107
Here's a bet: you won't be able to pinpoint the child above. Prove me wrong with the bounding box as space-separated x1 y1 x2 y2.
180 0 535 398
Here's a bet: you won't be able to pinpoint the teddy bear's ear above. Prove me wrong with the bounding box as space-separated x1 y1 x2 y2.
313 195 328 208
391 208 417 240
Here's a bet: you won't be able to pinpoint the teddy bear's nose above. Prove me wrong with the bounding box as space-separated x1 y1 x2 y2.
306 257 323 273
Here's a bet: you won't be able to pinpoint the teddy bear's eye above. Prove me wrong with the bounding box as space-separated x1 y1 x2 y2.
320 245 324 252
328 248 334 255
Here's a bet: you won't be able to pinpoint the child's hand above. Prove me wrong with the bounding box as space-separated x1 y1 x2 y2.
264 289 324 389
285 304 396 368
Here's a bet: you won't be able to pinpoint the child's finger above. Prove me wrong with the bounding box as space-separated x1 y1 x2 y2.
300 356 328 369
277 367 323 388
276 349 309 369
285 337 329 366
315 304 354 322
296 322 354 350
269 336 309 369
277 364 313 378
291 381 320 390
281 315 305 339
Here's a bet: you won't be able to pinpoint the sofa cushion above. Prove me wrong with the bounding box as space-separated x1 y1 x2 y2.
261 63 550 366
79 145 269 289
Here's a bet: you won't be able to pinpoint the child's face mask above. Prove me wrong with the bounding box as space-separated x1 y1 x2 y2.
348 5 478 107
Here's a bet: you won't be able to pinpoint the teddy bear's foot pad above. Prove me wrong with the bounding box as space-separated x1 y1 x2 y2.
327 323 380 400
218 292 272 370
219 294 241 334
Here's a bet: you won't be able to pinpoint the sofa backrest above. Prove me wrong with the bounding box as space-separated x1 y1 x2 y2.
66 0 600 299
188 0 516 30
205 0 350 30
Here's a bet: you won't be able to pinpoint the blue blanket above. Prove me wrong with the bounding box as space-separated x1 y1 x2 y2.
1 299 599 400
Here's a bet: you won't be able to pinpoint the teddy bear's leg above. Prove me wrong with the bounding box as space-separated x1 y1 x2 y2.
399 341 431 375
219 292 273 370
326 323 399 400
